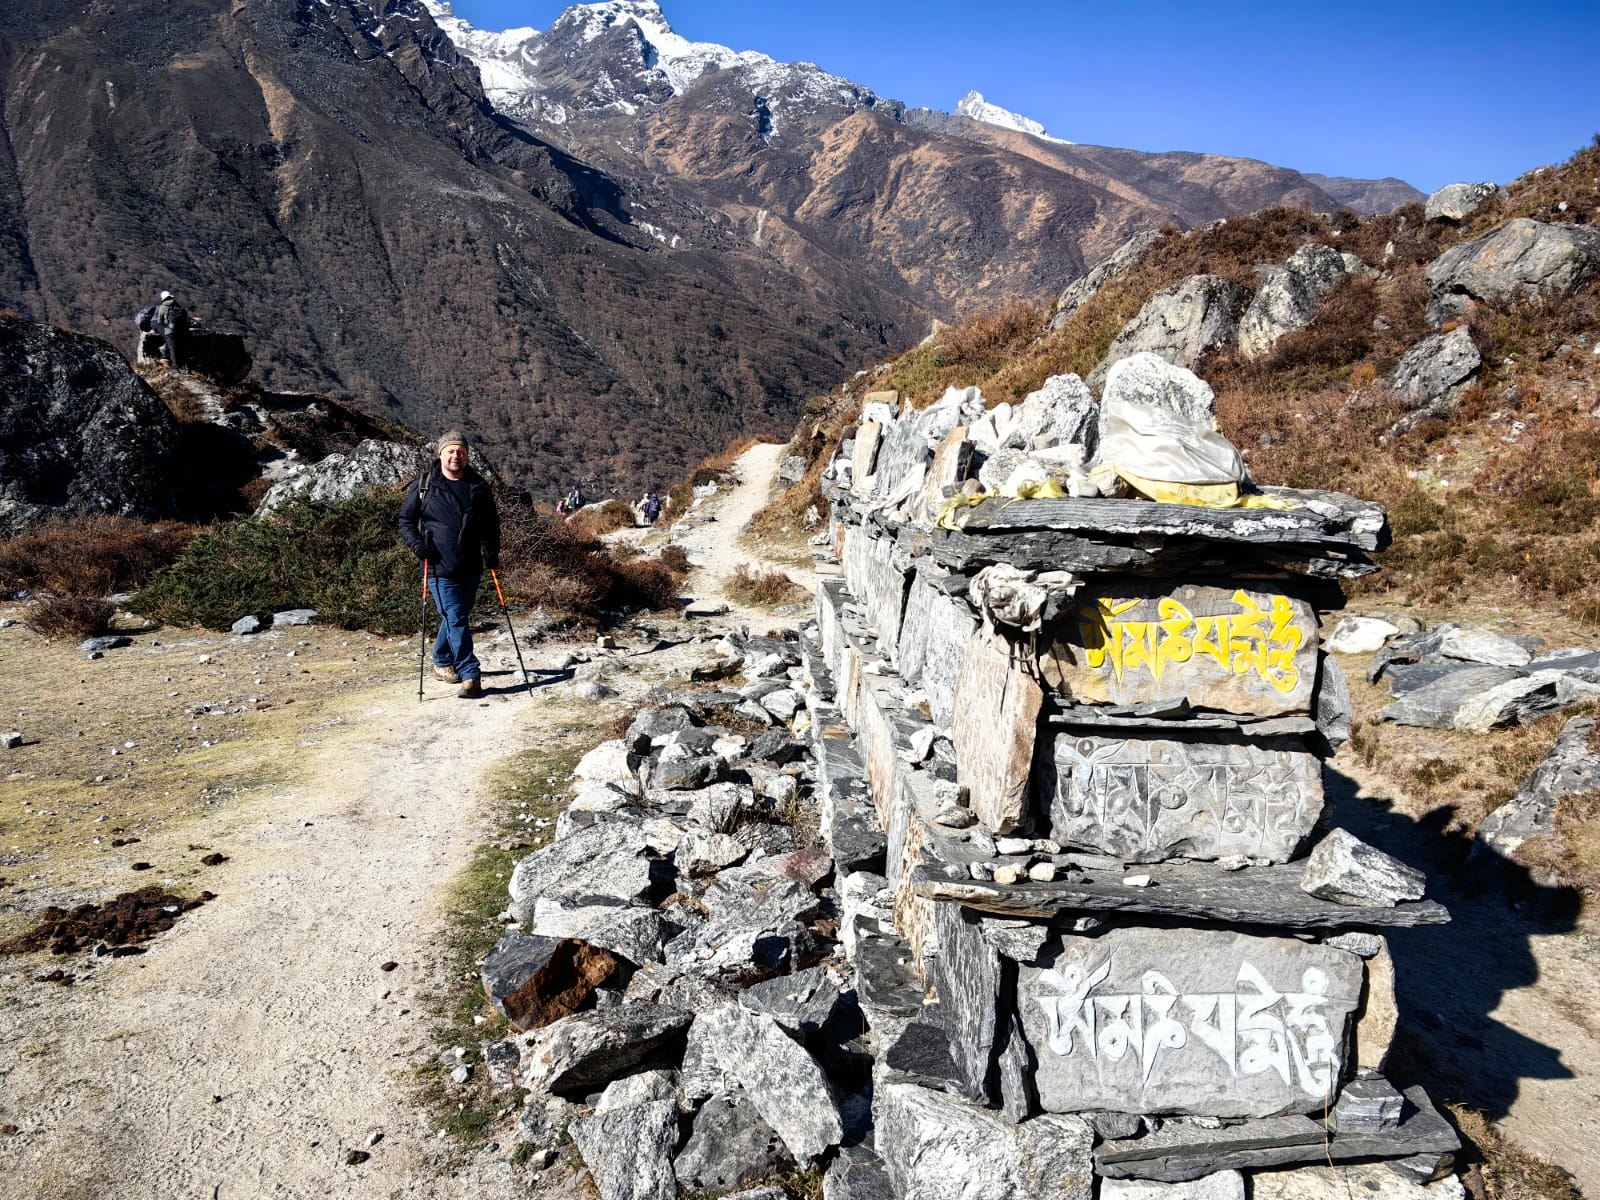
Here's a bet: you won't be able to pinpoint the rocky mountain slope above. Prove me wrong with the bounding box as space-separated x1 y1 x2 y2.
0 0 1417 495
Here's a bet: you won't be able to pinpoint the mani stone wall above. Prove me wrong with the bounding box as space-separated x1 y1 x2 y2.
804 383 1459 1189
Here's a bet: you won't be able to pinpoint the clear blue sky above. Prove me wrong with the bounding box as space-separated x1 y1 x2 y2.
444 0 1599 194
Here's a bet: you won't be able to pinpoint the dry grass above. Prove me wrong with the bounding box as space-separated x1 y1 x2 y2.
1449 1103 1585 1200
496 501 683 618
24 596 116 640
722 563 807 607
0 516 195 597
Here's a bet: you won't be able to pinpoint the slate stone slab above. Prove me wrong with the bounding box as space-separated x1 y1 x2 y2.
738 965 845 1036
1040 731 1324 864
873 412 934 502
1101 1173 1245 1200
995 1012 1037 1122
1093 1085 1458 1181
1314 654 1353 754
844 525 912 662
1018 928 1363 1118
570 1097 677 1200
1251 1162 1465 1200
1039 584 1318 718
1475 715 1600 860
879 1021 965 1092
480 931 620 1032
913 861 1449 929
699 1004 844 1167
521 1007 692 1094
928 900 1000 1102
852 420 884 496
897 573 978 731
874 1082 1094 1200
910 429 975 527
954 626 1043 834
823 1148 896 1200
1452 670 1600 733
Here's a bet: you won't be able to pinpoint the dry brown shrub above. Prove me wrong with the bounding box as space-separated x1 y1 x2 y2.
566 499 637 540
655 544 691 574
25 596 116 640
1515 787 1600 903
1448 1103 1585 1200
1261 276 1379 374
609 557 682 612
723 563 806 607
0 516 195 596
939 302 1041 370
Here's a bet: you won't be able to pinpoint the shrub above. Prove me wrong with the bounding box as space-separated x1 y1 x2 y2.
0 516 194 596
134 489 420 632
566 499 638 540
656 544 691 574
25 596 116 640
723 563 806 607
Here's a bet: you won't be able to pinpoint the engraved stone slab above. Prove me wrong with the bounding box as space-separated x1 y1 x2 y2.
955 626 1044 834
897 574 978 731
873 414 934 502
1039 584 1318 718
1041 732 1324 863
853 421 884 497
1018 928 1363 1118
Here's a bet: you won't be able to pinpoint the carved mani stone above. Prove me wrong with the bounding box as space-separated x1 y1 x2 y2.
954 626 1044 834
1017 927 1363 1118
1041 732 1324 864
1039 584 1319 718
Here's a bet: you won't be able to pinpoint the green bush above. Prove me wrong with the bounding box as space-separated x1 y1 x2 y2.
133 490 429 633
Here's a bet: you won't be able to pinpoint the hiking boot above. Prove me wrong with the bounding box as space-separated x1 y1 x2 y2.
433 665 461 684
458 677 483 699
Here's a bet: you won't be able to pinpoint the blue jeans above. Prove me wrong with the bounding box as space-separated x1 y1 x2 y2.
429 574 481 681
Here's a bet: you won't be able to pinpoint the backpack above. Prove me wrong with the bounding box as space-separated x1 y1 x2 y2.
136 306 156 332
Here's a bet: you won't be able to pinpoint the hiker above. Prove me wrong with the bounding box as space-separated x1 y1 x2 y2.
150 290 189 370
558 484 584 516
398 431 501 698
642 490 662 525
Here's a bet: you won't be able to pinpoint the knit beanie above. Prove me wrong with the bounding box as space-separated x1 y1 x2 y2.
436 430 468 452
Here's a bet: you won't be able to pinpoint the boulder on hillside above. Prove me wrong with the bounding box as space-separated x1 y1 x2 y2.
1089 274 1248 389
1387 327 1481 432
255 439 426 515
1237 243 1349 361
1051 230 1164 330
1424 182 1497 223
137 330 253 386
0 315 183 533
1474 716 1600 864
1426 217 1600 324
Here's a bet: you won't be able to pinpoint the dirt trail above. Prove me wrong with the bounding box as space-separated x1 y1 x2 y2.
0 447 804 1200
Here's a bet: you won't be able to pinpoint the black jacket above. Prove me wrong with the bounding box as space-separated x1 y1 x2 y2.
398 468 500 579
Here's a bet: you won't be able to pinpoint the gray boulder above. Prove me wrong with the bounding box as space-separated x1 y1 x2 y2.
1475 716 1600 862
874 1082 1094 1200
530 896 673 966
1300 829 1426 906
1099 352 1219 424
1005 373 1099 458
777 454 808 486
698 1004 844 1167
1389 328 1481 424
507 820 655 922
1052 231 1164 329
1376 665 1522 728
1090 274 1248 387
255 439 423 516
521 1007 693 1093
1427 218 1600 324
673 1089 784 1192
0 315 183 533
570 1092 678 1200
1453 670 1600 734
1425 182 1497 222
1238 244 1349 361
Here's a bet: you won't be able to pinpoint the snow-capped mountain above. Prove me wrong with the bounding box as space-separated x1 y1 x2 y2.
955 90 1073 145
423 0 888 131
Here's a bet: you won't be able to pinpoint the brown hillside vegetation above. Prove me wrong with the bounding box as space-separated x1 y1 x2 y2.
765 137 1600 625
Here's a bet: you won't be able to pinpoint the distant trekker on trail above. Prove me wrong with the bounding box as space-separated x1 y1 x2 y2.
398 431 500 699
150 289 189 370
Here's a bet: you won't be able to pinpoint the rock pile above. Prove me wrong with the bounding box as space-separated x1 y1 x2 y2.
804 378 1459 1193
1359 620 1600 733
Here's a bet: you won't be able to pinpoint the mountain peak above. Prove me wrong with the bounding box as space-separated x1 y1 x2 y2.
955 89 1073 144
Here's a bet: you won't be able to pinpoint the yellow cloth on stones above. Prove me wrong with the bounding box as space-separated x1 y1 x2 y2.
1112 469 1297 510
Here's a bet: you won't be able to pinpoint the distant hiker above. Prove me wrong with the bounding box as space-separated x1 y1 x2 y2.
559 484 584 516
398 431 501 699
642 490 662 525
150 290 189 369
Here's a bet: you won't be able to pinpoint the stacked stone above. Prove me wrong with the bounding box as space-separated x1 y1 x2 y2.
811 375 1460 1193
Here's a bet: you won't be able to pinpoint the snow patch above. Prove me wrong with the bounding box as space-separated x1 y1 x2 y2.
955 90 1073 144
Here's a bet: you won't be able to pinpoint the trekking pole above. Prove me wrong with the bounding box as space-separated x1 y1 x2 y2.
417 559 430 701
490 569 533 694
